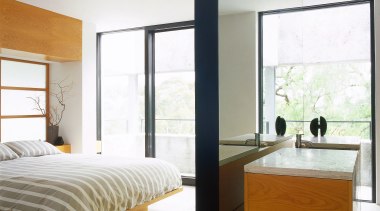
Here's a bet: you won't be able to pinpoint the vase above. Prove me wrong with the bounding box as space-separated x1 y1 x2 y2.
47 125 59 144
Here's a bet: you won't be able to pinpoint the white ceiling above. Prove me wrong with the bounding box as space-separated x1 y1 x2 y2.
17 0 351 31
219 0 351 15
219 0 301 15
17 0 194 32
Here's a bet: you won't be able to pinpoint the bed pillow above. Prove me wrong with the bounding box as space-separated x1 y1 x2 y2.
0 143 20 161
4 140 62 157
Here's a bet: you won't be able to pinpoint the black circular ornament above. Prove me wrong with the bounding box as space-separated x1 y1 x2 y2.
275 116 287 136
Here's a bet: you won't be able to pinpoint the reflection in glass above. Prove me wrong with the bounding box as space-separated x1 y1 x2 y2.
1 60 46 88
1 118 46 142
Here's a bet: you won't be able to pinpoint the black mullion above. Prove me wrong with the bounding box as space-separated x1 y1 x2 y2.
96 33 102 142
98 21 194 35
142 21 194 32
258 12 264 134
369 0 376 202
145 30 156 158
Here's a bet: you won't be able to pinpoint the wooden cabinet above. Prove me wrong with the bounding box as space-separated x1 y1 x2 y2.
244 148 358 211
245 173 353 211
219 140 294 211
56 144 71 153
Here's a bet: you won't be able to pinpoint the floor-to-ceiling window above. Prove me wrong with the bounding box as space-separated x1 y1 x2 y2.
98 22 195 182
100 30 145 158
259 1 373 201
154 29 195 177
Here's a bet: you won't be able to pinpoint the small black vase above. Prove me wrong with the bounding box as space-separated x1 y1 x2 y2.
47 125 59 144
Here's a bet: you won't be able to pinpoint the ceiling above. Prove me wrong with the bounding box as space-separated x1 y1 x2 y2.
219 0 301 15
18 0 351 31
17 0 194 32
219 0 351 15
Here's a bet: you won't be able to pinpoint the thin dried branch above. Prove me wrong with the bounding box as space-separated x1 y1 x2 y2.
27 79 72 126
26 96 46 115
275 86 290 104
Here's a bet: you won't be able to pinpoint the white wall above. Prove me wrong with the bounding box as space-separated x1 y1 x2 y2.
50 62 82 153
219 12 257 139
81 22 97 154
375 0 380 204
49 21 97 154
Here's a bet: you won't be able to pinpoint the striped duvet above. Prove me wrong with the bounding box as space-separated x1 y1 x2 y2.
0 154 182 211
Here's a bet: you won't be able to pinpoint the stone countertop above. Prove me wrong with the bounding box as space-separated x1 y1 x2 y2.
220 134 293 146
306 135 361 150
219 145 259 166
244 148 358 180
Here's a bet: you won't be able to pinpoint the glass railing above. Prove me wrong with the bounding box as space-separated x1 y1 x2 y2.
264 120 371 139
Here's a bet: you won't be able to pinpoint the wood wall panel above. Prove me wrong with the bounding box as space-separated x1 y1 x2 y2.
245 173 353 211
0 0 82 62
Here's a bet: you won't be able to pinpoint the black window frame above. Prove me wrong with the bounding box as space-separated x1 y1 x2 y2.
96 21 196 185
258 0 376 202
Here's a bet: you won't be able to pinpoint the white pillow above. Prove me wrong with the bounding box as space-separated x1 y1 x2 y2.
0 143 19 161
4 140 62 157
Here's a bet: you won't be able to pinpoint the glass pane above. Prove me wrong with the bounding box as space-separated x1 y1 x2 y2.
261 4 371 201
155 29 195 176
1 60 46 88
1 118 46 142
1 90 46 116
100 30 145 158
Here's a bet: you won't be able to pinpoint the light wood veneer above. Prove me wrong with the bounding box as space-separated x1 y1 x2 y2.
0 0 82 62
245 173 353 211
55 144 71 153
128 188 183 211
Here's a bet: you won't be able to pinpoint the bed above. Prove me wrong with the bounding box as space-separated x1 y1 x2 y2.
0 141 182 211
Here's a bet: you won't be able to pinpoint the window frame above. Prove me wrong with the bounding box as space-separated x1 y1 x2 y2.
0 57 49 142
258 0 376 202
97 21 195 185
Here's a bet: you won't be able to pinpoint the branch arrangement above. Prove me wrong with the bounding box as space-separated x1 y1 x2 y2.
28 79 73 126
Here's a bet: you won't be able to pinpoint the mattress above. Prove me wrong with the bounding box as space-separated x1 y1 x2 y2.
0 154 182 211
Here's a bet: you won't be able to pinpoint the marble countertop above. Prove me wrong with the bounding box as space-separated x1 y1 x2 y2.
219 145 259 166
244 148 358 180
305 135 361 150
220 134 293 146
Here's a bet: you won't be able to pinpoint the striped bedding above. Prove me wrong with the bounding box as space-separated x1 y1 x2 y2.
0 154 182 211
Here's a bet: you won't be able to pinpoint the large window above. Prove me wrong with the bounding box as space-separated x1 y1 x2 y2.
100 30 145 158
0 58 49 142
259 2 373 201
155 29 195 177
98 22 195 181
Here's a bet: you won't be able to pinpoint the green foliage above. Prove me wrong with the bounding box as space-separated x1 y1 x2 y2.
269 62 371 139
155 75 195 135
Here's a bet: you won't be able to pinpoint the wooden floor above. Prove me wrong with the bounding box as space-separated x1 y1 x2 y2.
149 186 195 211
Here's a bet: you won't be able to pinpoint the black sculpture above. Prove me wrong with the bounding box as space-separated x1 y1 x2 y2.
275 116 287 136
310 116 327 137
54 136 65 146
